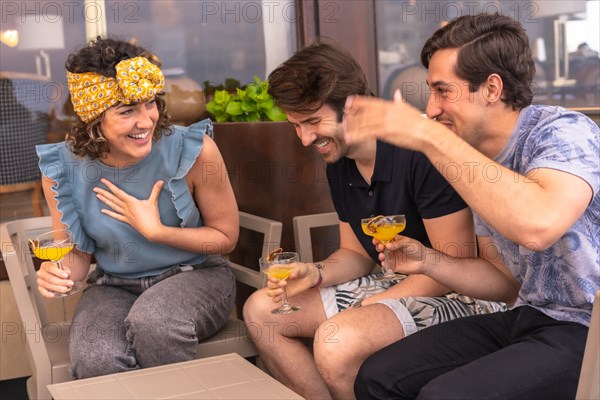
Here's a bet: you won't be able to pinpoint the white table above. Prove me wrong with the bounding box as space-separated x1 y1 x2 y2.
47 353 303 399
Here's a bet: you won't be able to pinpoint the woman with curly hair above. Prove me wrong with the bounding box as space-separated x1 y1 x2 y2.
35 37 238 379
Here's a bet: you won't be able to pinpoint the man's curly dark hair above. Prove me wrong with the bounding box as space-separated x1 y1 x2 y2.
65 37 172 159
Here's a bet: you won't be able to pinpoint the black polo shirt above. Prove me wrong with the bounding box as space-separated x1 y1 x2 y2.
326 140 468 263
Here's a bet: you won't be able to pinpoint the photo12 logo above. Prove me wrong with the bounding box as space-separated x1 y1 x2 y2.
199 1 340 24
201 1 297 23
1 1 140 24
400 1 539 24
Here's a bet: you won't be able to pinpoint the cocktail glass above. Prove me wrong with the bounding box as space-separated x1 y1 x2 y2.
30 229 80 297
361 215 406 281
259 250 301 314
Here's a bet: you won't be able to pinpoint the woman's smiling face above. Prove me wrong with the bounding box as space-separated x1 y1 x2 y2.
99 98 159 166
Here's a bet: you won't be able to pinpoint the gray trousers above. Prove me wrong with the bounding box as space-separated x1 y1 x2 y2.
69 255 235 379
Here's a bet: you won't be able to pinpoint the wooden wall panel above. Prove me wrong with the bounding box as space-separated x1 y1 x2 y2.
297 0 380 95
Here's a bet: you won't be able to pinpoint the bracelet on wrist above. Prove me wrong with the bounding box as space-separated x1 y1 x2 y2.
310 263 324 289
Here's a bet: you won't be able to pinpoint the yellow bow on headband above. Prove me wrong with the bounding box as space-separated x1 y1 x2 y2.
67 56 165 122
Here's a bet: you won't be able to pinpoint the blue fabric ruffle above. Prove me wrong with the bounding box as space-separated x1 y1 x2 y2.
36 142 96 254
168 119 212 227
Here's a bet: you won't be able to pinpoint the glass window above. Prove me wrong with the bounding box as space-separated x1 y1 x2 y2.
104 0 297 92
1 0 87 125
376 0 600 110
1 0 87 222
102 0 297 125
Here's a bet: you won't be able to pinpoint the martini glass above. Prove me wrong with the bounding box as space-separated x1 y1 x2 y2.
30 229 81 297
361 215 406 281
260 250 300 314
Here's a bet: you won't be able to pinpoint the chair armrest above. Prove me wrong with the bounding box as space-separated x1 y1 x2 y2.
231 212 282 289
229 261 266 289
239 211 282 257
293 212 339 262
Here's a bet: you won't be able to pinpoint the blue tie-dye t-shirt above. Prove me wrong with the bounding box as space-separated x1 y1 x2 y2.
474 105 600 326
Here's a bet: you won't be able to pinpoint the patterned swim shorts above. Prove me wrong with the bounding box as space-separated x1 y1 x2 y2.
319 272 507 336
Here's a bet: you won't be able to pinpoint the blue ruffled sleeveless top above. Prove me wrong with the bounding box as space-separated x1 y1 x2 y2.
36 119 213 279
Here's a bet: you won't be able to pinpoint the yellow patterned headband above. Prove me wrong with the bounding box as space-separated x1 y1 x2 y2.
67 56 165 122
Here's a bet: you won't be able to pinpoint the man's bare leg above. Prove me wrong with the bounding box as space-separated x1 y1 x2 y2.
243 288 332 399
314 304 405 399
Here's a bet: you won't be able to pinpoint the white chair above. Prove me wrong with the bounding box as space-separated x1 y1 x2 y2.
1 211 282 400
292 212 339 262
576 290 600 400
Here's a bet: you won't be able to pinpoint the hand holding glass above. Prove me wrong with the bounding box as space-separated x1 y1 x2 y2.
361 215 406 281
30 229 81 298
259 251 301 314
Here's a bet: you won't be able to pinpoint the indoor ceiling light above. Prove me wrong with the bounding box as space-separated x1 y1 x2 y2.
0 30 19 48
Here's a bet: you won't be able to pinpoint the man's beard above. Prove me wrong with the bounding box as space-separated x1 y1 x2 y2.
322 124 350 164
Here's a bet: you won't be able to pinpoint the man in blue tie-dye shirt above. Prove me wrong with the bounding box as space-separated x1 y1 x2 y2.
344 13 599 400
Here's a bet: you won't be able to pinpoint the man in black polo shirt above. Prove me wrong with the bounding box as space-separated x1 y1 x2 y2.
243 42 506 400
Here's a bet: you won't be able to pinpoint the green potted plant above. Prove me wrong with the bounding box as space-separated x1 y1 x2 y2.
205 77 287 122
205 77 334 251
